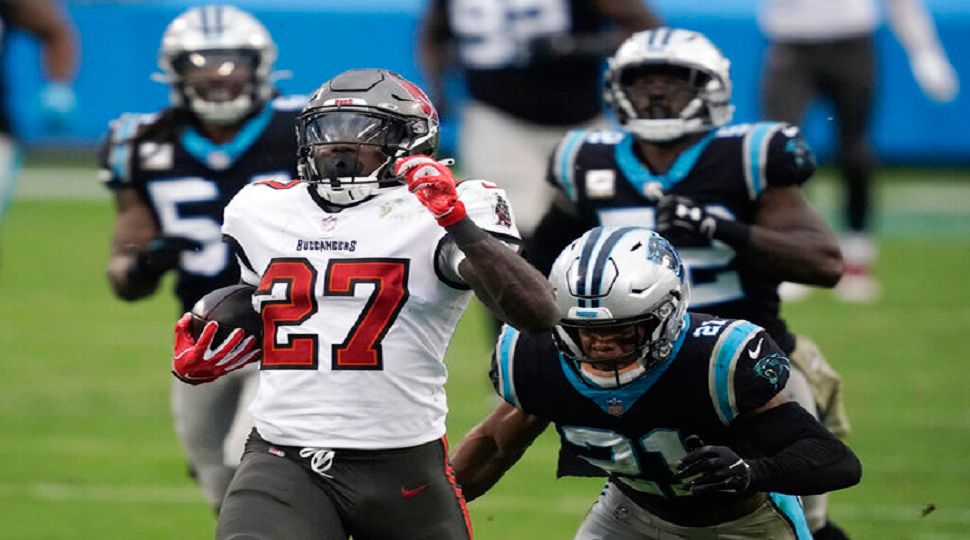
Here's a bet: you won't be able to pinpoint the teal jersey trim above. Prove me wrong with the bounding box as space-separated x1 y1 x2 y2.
496 324 521 407
559 315 691 415
743 122 784 199
709 320 761 424
556 130 587 201
615 130 716 193
769 492 813 539
181 103 274 171
110 115 143 181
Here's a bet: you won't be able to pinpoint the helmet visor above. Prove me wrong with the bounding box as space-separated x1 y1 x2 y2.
620 64 708 120
557 315 660 365
300 111 411 149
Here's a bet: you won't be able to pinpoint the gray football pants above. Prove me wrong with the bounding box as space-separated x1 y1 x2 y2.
171 363 258 511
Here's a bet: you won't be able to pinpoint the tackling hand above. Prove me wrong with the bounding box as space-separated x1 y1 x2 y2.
130 236 203 282
172 313 260 385
395 155 467 227
675 436 755 494
656 195 749 249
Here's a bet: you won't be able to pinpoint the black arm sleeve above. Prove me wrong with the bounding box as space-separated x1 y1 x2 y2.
734 402 862 495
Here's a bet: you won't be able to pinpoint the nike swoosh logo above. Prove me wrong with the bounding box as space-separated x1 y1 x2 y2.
748 338 764 359
401 484 431 498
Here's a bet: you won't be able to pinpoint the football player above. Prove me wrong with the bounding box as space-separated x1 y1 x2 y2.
453 226 862 539
101 5 303 512
530 28 850 536
0 0 78 256
170 68 558 539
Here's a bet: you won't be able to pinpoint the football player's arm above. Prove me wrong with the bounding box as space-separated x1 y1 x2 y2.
746 185 844 287
417 0 452 114
107 188 161 300
677 331 860 495
885 0 958 102
397 157 559 332
452 401 550 502
456 228 559 333
595 0 661 34
9 0 78 82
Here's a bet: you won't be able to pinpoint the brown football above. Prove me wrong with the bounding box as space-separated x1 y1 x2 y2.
189 284 262 344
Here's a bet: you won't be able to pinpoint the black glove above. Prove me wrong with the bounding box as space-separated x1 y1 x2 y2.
655 195 750 249
128 236 203 283
674 436 755 494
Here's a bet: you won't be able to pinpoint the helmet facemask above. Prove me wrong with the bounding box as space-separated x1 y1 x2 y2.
609 62 730 143
172 49 262 125
298 109 432 205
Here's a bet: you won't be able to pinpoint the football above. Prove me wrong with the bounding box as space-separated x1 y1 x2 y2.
189 284 263 344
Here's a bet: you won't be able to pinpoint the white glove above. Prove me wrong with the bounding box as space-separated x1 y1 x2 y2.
911 49 959 103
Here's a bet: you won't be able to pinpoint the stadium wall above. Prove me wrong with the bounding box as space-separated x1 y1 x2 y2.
4 0 968 164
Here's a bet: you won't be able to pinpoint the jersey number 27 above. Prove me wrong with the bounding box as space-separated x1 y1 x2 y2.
256 257 410 371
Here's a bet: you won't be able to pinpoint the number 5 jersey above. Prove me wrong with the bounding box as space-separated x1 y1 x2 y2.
99 95 306 312
223 179 520 449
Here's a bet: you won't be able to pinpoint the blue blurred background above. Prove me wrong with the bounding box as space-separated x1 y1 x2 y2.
4 0 968 163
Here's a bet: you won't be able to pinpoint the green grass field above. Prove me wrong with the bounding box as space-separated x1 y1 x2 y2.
1 164 969 539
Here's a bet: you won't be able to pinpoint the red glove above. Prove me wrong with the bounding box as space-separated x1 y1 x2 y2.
395 155 467 227
172 313 260 385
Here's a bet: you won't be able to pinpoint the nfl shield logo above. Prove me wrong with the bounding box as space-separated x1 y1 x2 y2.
607 397 625 416
321 216 338 232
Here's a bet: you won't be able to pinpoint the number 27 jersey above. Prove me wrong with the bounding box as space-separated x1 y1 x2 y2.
223 179 520 449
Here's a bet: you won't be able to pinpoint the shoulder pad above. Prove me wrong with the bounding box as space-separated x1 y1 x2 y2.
738 121 788 200
765 123 816 189
457 180 519 238
272 94 309 111
705 319 771 425
101 112 159 187
549 129 597 202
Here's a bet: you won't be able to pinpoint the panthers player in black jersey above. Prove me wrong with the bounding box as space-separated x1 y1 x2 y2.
530 28 851 536
453 227 861 539
100 5 303 513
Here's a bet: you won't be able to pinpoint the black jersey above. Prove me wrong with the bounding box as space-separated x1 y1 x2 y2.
492 312 791 516
99 95 305 311
440 0 607 125
539 123 816 353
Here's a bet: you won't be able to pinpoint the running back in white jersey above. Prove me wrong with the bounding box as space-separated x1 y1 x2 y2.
223 179 520 449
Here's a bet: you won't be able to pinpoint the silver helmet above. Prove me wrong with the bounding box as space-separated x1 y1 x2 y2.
604 28 734 142
157 5 278 125
297 69 440 205
549 226 690 388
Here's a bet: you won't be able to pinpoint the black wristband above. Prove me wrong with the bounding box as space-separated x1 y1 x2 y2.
125 253 165 288
713 218 751 249
445 215 489 249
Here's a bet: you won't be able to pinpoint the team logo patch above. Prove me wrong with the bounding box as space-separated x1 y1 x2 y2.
642 181 664 201
494 194 512 227
324 98 367 107
585 170 616 199
753 353 790 389
321 216 339 232
139 142 174 171
607 397 625 416
207 150 231 171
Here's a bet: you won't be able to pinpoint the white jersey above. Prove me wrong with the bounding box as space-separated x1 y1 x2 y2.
759 0 881 41
223 179 520 449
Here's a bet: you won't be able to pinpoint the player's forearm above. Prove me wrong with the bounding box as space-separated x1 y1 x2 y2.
739 403 862 495
451 434 516 502
744 226 843 287
451 219 558 333
886 0 946 58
